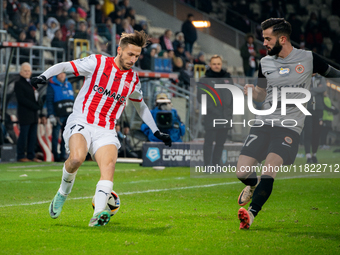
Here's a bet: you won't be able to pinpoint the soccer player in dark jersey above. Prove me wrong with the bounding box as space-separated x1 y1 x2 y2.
236 18 340 229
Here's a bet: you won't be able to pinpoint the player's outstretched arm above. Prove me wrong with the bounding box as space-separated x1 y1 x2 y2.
131 99 172 147
31 62 74 88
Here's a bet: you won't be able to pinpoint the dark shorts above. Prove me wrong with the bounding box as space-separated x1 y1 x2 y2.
240 125 300 165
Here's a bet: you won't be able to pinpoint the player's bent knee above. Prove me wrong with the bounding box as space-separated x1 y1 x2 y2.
67 155 86 169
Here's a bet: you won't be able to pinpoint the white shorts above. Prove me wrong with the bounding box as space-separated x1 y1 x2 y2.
63 119 121 159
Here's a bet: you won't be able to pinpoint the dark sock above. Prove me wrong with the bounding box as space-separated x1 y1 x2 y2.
249 175 274 217
238 171 257 186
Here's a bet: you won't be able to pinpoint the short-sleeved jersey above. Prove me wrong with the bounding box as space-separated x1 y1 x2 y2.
256 48 328 134
68 54 143 129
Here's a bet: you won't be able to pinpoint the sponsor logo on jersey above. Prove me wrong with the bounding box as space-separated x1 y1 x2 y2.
93 85 126 103
279 67 290 76
295 64 304 74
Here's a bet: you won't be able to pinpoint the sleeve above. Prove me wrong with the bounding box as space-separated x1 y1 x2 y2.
129 77 158 133
69 54 98 77
312 52 330 75
41 54 97 79
131 99 159 134
257 64 267 89
129 79 143 102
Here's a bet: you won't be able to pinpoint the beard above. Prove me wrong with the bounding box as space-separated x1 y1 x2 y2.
118 54 132 70
267 40 282 56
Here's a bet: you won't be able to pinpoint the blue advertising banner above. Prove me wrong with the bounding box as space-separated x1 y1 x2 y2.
142 142 243 167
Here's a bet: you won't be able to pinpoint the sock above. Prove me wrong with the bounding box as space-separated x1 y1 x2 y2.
238 171 258 186
58 165 77 196
249 175 274 217
94 180 113 215
306 153 311 159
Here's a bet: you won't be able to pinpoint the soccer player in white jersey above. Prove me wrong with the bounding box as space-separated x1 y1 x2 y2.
31 31 172 227
236 18 340 229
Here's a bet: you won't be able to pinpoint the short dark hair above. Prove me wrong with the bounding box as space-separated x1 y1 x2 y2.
261 18 292 39
119 30 149 49
187 13 194 18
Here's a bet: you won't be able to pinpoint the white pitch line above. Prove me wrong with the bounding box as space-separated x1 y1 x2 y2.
0 181 240 208
0 174 322 208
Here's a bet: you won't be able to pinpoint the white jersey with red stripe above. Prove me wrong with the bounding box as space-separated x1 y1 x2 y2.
68 54 142 129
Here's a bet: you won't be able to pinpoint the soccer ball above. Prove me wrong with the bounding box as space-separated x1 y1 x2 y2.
92 190 120 216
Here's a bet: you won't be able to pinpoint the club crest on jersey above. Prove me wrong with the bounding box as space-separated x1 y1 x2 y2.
278 67 290 76
123 81 130 89
93 85 126 103
284 136 293 144
295 64 304 74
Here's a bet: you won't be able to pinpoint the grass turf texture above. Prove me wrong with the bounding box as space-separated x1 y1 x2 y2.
0 148 339 254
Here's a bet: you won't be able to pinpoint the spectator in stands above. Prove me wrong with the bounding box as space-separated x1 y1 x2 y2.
62 19 76 41
172 32 185 51
304 76 327 164
98 17 113 42
78 0 90 12
12 3 31 36
73 20 89 40
287 14 303 44
305 12 319 36
179 60 193 90
68 7 78 22
51 29 67 61
31 4 48 25
119 0 132 18
55 6 69 27
197 55 233 166
93 1 105 24
138 20 148 34
193 51 206 66
14 63 43 162
173 43 187 72
16 30 29 63
47 17 60 41
46 72 74 162
240 34 259 77
2 0 13 35
141 93 185 143
102 0 118 18
6 0 20 18
306 26 324 55
320 90 338 150
26 25 38 45
181 13 197 54
122 18 134 34
159 29 174 51
140 44 159 70
116 121 140 158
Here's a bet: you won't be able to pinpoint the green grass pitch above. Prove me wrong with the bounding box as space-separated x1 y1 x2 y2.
0 148 340 254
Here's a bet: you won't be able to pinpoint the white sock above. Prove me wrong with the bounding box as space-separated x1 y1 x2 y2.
94 180 113 215
306 153 311 159
58 165 77 196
